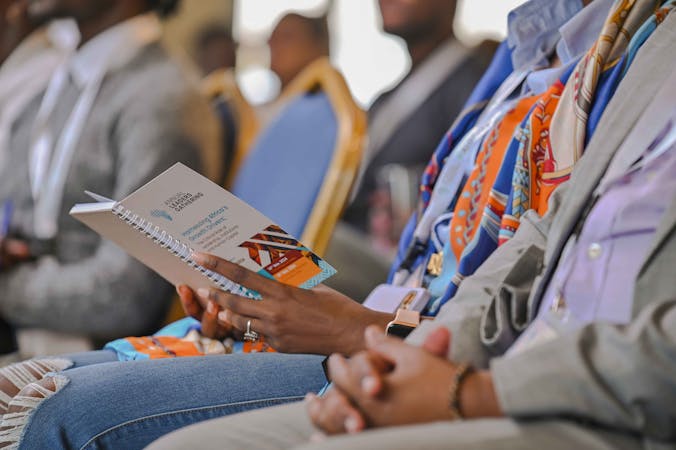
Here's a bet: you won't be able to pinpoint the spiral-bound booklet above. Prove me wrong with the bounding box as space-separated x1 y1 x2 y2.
69 163 336 298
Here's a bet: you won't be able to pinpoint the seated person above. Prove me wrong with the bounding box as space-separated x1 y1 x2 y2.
194 24 237 76
0 0 221 355
330 0 494 299
269 12 329 92
0 2 77 357
0 0 32 64
151 33 676 450
0 0 669 448
256 12 331 127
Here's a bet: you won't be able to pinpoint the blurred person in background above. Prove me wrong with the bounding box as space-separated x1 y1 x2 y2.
342 0 495 234
1 0 33 64
327 0 495 300
268 12 330 91
255 12 331 127
193 23 238 180
194 24 237 76
0 0 221 357
0 0 78 360
0 0 77 173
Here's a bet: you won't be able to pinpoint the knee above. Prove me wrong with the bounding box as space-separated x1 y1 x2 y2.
0 374 70 446
0 358 73 414
10 375 69 409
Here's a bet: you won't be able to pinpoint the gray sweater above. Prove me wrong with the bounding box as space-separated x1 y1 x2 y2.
0 43 222 341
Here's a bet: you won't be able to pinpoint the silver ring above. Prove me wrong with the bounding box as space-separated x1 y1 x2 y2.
243 319 260 342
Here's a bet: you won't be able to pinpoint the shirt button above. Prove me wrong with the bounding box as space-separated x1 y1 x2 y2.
551 293 566 313
587 242 602 260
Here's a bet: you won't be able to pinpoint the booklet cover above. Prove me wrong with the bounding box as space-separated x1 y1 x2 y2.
70 163 336 295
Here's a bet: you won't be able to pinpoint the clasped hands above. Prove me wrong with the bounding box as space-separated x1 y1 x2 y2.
305 325 503 437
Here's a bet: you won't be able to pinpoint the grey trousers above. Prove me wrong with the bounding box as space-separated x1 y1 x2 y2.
147 401 653 450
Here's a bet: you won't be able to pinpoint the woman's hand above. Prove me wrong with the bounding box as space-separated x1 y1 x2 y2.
189 252 393 355
176 285 233 340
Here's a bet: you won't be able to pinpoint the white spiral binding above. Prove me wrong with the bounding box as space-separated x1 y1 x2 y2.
112 204 258 299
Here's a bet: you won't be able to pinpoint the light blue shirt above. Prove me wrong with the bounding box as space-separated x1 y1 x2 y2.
508 0 615 95
507 0 583 71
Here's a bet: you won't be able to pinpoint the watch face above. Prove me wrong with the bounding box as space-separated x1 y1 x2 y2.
386 323 415 339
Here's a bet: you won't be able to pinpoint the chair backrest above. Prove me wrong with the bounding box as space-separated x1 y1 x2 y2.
232 58 366 256
202 69 259 188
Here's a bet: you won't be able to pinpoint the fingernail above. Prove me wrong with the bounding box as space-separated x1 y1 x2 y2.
196 288 210 299
304 393 316 403
218 311 229 322
191 252 206 265
361 376 377 394
344 416 360 433
328 353 344 367
206 301 216 315
175 285 181 295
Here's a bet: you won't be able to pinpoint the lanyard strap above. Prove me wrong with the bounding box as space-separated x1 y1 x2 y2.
32 72 105 239
392 70 530 286
28 15 162 239
29 63 70 202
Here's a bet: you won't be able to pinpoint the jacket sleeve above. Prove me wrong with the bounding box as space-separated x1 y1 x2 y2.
491 298 676 441
0 85 221 340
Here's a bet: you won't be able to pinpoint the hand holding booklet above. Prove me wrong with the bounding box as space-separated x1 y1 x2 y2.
70 163 336 300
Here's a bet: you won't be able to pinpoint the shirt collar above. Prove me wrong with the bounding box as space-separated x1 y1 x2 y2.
69 12 161 88
0 19 77 78
507 0 583 71
556 0 615 64
518 0 615 95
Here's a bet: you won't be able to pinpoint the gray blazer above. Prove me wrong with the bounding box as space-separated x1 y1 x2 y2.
408 13 676 443
0 43 222 341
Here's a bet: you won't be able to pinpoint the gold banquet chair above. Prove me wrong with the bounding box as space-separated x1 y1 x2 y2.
230 57 367 257
165 58 366 323
201 68 260 188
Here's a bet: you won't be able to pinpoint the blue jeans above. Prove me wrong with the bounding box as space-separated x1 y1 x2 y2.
19 351 327 450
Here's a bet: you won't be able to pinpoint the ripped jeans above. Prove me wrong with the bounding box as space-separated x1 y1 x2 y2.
0 351 327 449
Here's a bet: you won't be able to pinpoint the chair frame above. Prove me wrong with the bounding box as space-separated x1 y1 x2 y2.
202 69 260 188
278 57 367 256
164 60 365 323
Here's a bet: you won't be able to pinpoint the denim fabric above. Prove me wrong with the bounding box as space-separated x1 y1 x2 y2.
60 349 118 367
19 353 326 450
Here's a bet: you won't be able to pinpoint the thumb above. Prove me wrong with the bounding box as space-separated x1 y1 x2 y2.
177 285 203 319
364 325 408 363
421 327 451 357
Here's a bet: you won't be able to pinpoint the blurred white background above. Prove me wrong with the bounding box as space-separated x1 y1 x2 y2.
233 0 527 106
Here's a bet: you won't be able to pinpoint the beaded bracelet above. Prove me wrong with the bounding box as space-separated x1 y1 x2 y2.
448 363 474 420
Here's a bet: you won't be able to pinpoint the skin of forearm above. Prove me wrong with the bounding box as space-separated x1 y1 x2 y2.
459 370 504 419
334 309 394 356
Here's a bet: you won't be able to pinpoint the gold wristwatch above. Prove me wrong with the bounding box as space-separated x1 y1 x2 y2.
386 308 420 338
